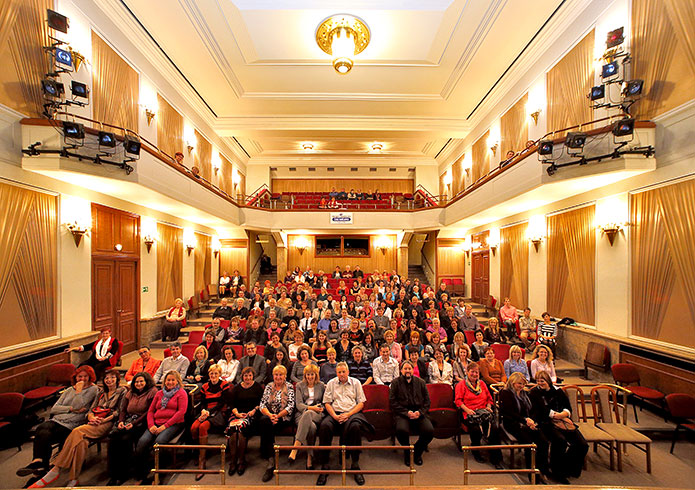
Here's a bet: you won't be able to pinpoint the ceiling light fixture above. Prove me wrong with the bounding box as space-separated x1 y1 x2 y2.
302 143 314 151
316 14 370 75
371 143 383 152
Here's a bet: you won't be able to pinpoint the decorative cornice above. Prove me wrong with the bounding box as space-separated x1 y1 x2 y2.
240 92 444 101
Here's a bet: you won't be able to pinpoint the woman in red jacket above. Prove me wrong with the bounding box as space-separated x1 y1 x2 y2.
454 362 502 468
133 371 188 484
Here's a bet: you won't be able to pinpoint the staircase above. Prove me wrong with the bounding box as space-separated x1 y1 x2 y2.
407 265 429 286
257 265 277 286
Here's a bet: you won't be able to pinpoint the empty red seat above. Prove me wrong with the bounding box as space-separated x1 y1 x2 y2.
362 384 393 441
24 363 76 405
427 383 461 440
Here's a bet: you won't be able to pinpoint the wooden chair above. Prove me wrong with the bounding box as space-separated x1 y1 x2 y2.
591 385 652 473
562 385 616 471
583 342 610 379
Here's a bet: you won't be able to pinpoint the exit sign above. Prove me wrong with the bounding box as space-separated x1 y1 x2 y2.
142 286 149 293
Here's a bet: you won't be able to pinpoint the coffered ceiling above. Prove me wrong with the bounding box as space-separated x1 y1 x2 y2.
120 0 565 163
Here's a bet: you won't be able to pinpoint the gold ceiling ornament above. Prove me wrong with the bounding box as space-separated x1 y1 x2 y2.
315 14 370 75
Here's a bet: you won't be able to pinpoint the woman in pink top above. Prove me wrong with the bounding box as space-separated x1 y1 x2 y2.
499 297 519 338
133 371 188 484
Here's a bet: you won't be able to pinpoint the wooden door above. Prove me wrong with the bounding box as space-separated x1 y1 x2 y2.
92 259 138 354
472 250 490 304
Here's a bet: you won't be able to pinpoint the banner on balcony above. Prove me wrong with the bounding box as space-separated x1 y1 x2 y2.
329 212 353 225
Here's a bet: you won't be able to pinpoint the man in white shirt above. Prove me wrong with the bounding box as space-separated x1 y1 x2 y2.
372 344 399 385
153 341 190 383
316 363 367 486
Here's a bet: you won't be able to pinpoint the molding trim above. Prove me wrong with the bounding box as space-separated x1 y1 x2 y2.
240 92 444 101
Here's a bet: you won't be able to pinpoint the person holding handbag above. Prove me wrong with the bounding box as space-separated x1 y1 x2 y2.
530 371 589 483
191 365 229 481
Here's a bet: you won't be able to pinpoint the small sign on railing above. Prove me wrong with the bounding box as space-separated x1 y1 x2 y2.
330 212 353 224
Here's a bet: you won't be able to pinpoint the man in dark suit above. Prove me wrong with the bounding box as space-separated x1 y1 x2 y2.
234 342 267 384
263 297 285 320
389 360 434 466
212 298 233 321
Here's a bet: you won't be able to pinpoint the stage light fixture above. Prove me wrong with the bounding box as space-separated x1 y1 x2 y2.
538 140 554 155
601 61 619 79
70 80 88 99
62 121 84 139
124 134 141 156
612 118 635 137
546 164 557 176
565 132 586 149
98 131 117 148
590 85 605 101
47 9 69 33
623 79 644 97
55 47 73 68
42 79 64 97
606 27 624 49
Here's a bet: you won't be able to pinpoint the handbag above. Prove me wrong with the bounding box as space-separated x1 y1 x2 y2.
91 407 112 418
552 417 576 431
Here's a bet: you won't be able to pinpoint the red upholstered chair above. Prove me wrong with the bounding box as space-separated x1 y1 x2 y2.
452 278 464 296
362 384 393 441
219 319 230 329
611 363 665 423
0 392 25 450
110 340 123 367
256 345 265 357
186 331 205 345
181 343 197 361
463 331 476 344
665 393 695 454
426 383 461 445
164 348 172 358
23 363 76 408
490 343 511 362
231 345 244 360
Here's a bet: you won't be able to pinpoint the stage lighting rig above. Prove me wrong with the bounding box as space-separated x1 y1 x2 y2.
589 85 605 101
538 140 554 156
606 27 624 49
42 79 64 98
62 121 85 144
622 79 643 97
70 80 89 99
47 9 69 33
123 134 142 158
565 132 587 152
98 131 117 150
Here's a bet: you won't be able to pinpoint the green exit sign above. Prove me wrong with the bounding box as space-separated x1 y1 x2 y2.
142 286 149 293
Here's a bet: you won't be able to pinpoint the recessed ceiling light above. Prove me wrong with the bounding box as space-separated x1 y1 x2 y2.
371 143 383 152
302 143 314 151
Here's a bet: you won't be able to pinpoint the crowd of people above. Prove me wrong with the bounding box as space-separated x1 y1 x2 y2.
17 266 582 487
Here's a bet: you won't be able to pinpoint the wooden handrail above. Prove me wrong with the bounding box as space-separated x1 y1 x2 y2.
461 444 539 485
153 443 226 485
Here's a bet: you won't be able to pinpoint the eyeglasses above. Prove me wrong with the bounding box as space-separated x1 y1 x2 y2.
138 350 149 355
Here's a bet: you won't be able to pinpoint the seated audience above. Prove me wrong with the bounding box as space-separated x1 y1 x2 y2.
320 347 338 383
530 371 589 483
32 370 126 488
162 299 187 341
316 362 368 486
134 371 188 484
372 344 399 385
259 365 296 482
361 331 378 362
312 330 330 364
225 367 264 476
454 362 502 468
452 343 472 385
348 345 373 385
470 330 489 361
185 345 211 386
382 329 402 363
17 367 98 485
499 297 519 339
66 327 119 380
428 349 453 385
266 348 291 384
530 344 557 383
408 349 430 383
125 345 161 383
153 341 190 384
200 329 222 362
219 271 231 297
264 332 287 365
498 372 549 483
460 304 481 331
192 365 228 480
235 342 267 384
217 345 240 384
484 317 507 345
504 344 530 381
478 347 507 386
291 346 318 383
288 330 308 362
425 331 448 361
335 329 353 363
519 307 538 348
288 364 325 468
212 298 233 322
106 372 157 485
244 318 268 346
537 312 558 355
389 360 433 466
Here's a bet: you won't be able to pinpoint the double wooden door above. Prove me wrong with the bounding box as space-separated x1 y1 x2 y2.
92 259 138 353
471 250 490 304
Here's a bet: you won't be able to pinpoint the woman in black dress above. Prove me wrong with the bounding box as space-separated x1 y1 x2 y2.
225 366 264 476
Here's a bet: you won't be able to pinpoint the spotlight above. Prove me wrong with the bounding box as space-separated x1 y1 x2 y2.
606 27 624 49
546 164 557 176
612 118 635 137
47 9 69 33
538 140 554 155
62 121 84 139
601 61 619 79
98 131 117 148
70 80 89 99
590 85 605 101
622 79 644 97
55 47 73 68
42 79 64 97
123 134 141 156
565 132 586 149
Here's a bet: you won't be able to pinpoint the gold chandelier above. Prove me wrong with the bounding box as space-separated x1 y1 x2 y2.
316 14 370 75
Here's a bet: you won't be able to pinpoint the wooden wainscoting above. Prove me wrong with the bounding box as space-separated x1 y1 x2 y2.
620 345 695 398
219 239 249 285
286 235 397 274
0 348 71 393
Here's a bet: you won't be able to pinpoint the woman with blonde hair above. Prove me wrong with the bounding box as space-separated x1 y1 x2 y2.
258 365 295 482
185 345 211 386
288 364 325 468
163 298 186 341
530 344 557 383
484 317 507 344
504 345 530 381
452 343 472 385
192 365 228 480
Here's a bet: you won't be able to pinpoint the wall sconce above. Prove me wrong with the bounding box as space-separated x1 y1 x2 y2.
489 143 498 156
144 108 156 126
143 235 155 253
187 144 195 155
212 236 221 258
529 236 543 252
461 241 471 258
375 236 391 255
296 244 307 255
599 223 625 246
186 244 195 256
529 109 541 125
65 221 89 248
295 236 310 255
